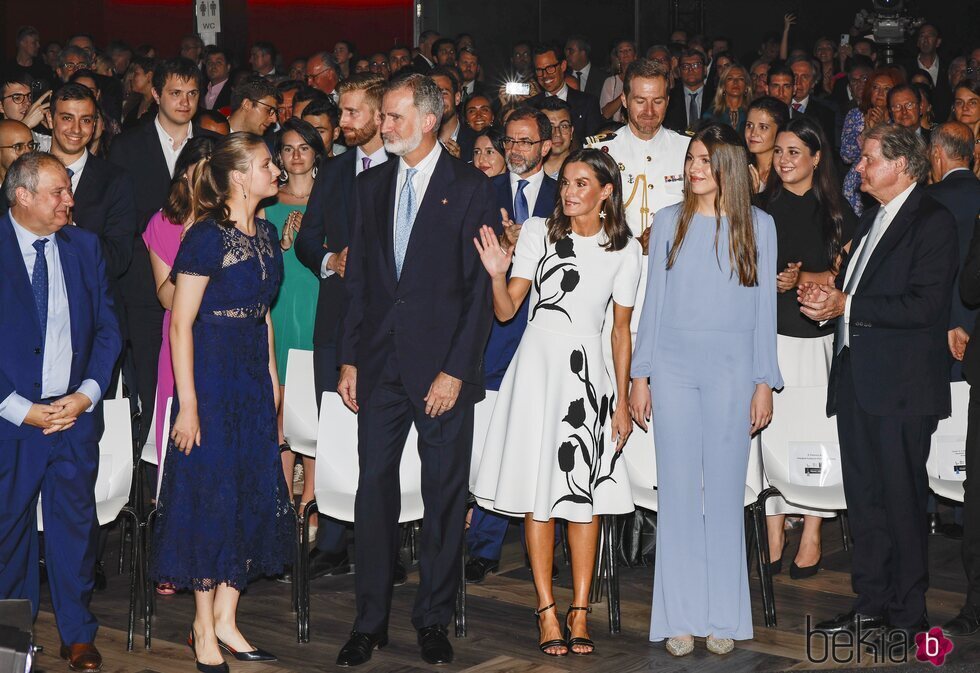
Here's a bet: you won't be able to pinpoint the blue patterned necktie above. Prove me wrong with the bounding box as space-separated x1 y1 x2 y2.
394 167 418 280
514 179 529 224
32 238 49 347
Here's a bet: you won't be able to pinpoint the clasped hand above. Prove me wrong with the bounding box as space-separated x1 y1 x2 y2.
24 392 92 435
798 282 846 322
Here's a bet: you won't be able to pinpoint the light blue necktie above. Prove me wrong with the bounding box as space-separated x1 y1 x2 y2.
32 238 49 348
835 207 886 354
394 167 418 280
514 179 529 224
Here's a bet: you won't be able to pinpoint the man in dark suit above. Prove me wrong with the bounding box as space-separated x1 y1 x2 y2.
295 72 390 579
788 55 839 152
0 153 122 673
564 36 605 98
527 43 601 140
203 47 233 112
335 73 496 667
931 122 980 636
665 48 716 134
457 46 489 103
411 30 439 75
889 84 931 144
904 23 952 121
465 106 558 583
800 126 958 648
430 66 476 162
108 57 201 445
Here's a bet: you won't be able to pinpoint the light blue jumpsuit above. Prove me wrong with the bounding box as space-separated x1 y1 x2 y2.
632 204 782 641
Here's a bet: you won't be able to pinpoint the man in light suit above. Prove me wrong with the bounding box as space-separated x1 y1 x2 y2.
335 72 497 667
800 126 958 649
0 152 122 672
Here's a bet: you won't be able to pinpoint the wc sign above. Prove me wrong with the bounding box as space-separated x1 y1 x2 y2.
194 0 221 46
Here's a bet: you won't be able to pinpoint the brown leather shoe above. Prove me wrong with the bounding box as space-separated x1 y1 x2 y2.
59 643 103 672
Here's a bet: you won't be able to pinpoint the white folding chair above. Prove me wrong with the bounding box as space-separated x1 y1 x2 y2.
296 391 422 642
138 397 172 650
137 397 172 506
283 349 318 458
468 390 499 491
927 381 969 503
758 384 846 626
37 396 141 650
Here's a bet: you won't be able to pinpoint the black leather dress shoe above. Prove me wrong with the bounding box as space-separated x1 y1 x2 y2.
944 605 980 637
813 610 886 634
928 513 942 536
417 625 453 665
308 549 351 579
393 557 408 586
942 522 964 540
336 631 387 667
465 557 499 584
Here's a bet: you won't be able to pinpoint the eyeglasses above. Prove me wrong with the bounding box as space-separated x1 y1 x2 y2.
1 92 29 105
551 122 573 135
0 141 40 152
251 99 278 117
889 102 918 113
534 62 561 76
60 61 86 72
305 67 330 82
680 63 703 71
502 137 543 150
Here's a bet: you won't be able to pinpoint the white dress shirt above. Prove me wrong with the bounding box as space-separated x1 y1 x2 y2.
683 85 705 125
548 84 569 101
392 142 442 241
791 95 811 114
320 145 390 278
155 117 193 178
0 213 101 426
65 152 88 194
509 168 545 219
840 181 917 345
917 54 940 86
575 62 593 90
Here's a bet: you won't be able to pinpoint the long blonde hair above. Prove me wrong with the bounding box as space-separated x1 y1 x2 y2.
711 63 751 115
667 122 758 287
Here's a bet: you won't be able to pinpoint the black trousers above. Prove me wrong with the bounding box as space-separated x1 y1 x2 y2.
963 385 980 606
836 349 937 627
125 302 163 447
352 351 473 634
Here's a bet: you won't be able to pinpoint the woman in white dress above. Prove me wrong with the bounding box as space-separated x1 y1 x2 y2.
473 148 640 657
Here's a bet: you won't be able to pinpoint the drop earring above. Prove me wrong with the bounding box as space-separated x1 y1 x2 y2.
599 202 607 220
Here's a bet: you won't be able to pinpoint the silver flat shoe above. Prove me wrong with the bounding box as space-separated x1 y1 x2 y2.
706 636 734 654
665 637 694 656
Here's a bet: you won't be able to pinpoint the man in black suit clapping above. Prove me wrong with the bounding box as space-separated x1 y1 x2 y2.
335 73 497 667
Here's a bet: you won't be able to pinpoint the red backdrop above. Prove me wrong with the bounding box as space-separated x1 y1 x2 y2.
3 0 413 66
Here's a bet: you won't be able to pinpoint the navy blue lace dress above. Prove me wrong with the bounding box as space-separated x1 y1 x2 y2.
151 218 295 591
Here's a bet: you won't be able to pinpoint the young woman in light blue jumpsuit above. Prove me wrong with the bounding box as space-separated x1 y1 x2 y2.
629 123 782 655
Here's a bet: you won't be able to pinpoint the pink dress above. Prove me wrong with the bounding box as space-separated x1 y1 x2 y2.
142 211 183 462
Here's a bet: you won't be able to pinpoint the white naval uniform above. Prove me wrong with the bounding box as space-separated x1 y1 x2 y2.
590 123 690 336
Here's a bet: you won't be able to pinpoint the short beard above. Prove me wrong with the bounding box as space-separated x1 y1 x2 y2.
343 119 378 147
382 116 424 157
506 152 541 175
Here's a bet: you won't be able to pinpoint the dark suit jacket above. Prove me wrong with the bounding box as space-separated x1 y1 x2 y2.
483 171 558 389
580 65 607 98
798 98 839 151
339 147 498 405
294 150 378 347
932 170 980 381
107 116 173 309
0 214 122 441
664 82 716 134
528 88 601 140
72 153 137 284
960 217 980 386
205 80 232 111
828 186 958 417
412 54 434 75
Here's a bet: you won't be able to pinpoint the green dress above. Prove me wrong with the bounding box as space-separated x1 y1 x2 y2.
267 200 317 385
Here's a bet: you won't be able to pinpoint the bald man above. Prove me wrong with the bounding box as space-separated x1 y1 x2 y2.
0 119 36 184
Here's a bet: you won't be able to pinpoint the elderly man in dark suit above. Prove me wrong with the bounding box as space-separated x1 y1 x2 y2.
335 73 497 667
526 43 601 140
0 152 122 673
931 121 980 637
800 125 958 649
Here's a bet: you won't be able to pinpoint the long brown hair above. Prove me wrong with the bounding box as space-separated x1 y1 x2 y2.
547 148 632 252
162 136 214 225
196 132 267 228
667 122 758 286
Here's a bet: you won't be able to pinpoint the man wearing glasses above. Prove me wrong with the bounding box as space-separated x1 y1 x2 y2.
888 85 929 142
305 52 341 104
526 42 600 139
227 79 281 137
664 48 713 133
0 73 51 152
54 46 89 84
0 119 36 184
538 96 575 180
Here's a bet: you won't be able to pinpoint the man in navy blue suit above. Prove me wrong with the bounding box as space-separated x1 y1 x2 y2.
335 73 497 667
466 106 559 583
0 152 122 672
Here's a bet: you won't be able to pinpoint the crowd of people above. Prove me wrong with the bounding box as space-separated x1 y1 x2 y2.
0 11 979 673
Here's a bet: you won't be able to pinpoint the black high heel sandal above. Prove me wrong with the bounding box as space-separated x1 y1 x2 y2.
564 605 595 655
187 631 230 673
534 603 568 656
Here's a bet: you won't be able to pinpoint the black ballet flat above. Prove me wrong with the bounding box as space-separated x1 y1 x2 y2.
564 605 595 655
216 638 277 662
187 632 229 673
534 603 568 656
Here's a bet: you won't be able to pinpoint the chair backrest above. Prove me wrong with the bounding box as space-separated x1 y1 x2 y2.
469 390 498 491
760 385 846 512
156 398 173 502
622 425 658 512
745 435 764 505
283 348 318 458
313 391 423 523
927 381 968 503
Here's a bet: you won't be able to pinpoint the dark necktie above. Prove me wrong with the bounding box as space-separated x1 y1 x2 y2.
32 238 49 346
575 70 583 89
362 157 372 171
514 179 530 224
791 102 802 118
688 92 699 126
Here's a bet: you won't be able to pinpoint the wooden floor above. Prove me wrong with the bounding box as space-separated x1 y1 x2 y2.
29 512 980 673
